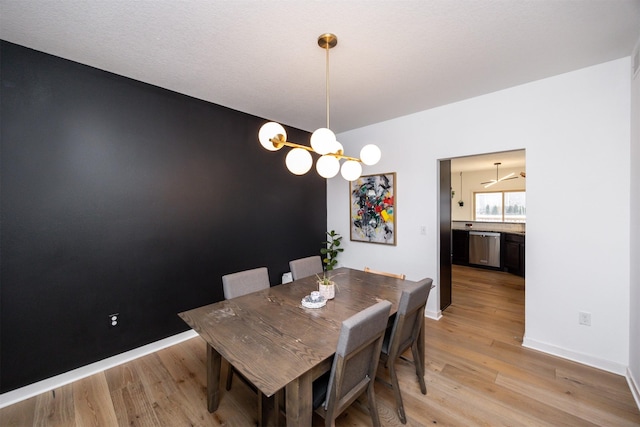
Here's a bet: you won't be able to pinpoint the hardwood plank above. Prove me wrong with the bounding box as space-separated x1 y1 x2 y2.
34 385 75 426
72 373 118 426
104 361 139 391
0 395 36 426
419 371 523 426
157 338 207 390
157 342 219 420
438 363 599 426
555 365 639 408
158 339 259 426
496 371 640 426
133 351 225 426
109 380 160 427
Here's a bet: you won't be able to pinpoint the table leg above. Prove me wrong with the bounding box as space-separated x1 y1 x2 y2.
206 344 222 413
259 390 284 426
285 371 313 426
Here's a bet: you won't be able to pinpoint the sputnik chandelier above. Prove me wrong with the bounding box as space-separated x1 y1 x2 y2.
258 33 381 181
481 162 518 188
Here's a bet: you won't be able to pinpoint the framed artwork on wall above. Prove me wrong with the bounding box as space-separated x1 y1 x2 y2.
349 172 396 245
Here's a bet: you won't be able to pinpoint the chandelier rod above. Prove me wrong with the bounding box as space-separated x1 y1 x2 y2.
325 37 330 129
268 136 359 161
317 33 337 129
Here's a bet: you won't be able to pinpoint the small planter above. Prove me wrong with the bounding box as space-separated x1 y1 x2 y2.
318 281 336 300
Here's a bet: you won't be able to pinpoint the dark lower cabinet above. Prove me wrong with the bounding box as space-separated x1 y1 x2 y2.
503 233 525 277
452 229 469 265
453 228 525 277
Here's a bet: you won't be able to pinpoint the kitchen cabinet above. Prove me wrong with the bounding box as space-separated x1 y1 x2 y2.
452 229 469 265
503 233 525 277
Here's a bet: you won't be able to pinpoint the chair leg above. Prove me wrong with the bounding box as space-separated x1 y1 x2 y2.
411 342 427 395
389 359 407 424
366 381 382 427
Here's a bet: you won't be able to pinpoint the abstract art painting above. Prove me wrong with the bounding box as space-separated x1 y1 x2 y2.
350 172 396 245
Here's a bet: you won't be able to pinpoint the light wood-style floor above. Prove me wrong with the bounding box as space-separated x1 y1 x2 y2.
2 265 639 426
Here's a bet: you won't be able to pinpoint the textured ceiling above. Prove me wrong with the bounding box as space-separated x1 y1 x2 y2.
1 0 639 138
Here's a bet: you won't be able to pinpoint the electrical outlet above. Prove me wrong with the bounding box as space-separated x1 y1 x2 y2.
578 311 591 326
109 313 119 327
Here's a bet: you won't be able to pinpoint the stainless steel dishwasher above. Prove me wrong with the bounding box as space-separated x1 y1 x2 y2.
468 231 501 268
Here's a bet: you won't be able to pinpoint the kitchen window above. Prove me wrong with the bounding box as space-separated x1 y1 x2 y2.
474 191 526 223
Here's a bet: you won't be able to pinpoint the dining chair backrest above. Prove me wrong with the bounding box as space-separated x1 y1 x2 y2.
222 267 270 299
364 266 406 280
289 255 323 280
315 300 392 427
385 278 432 357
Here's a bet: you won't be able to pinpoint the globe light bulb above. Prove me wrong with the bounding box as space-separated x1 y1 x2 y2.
310 128 337 155
316 155 340 178
285 148 312 175
360 144 381 165
333 141 344 155
258 122 286 151
341 160 362 181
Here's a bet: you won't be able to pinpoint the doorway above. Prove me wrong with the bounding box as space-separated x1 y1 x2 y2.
439 150 526 315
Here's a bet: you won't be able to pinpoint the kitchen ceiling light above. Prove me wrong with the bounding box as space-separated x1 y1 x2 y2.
258 33 381 181
482 162 518 188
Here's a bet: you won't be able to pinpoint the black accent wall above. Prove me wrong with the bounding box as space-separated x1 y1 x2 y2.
0 41 327 393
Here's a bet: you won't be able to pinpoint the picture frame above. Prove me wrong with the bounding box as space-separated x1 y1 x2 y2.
349 172 396 245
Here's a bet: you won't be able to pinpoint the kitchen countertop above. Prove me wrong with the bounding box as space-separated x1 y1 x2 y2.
455 228 525 235
452 221 525 234
452 223 525 235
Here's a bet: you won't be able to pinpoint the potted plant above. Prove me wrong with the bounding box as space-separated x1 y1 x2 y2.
321 230 343 271
316 272 336 300
318 230 343 299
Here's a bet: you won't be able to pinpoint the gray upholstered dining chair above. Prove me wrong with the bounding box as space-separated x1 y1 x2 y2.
221 267 270 391
289 255 323 280
222 266 270 300
378 277 433 424
312 300 392 427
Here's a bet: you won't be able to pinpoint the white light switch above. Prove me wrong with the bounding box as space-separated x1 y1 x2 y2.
579 311 591 326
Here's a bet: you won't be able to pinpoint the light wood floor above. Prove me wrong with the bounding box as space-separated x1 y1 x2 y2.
2 265 639 426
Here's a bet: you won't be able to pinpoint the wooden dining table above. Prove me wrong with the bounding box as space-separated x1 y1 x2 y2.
178 267 411 426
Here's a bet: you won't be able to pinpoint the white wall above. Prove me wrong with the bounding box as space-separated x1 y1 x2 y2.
629 37 640 404
328 58 632 374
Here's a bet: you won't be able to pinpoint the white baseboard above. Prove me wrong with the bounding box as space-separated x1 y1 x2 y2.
522 336 627 375
425 309 442 320
628 367 640 411
0 330 198 409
